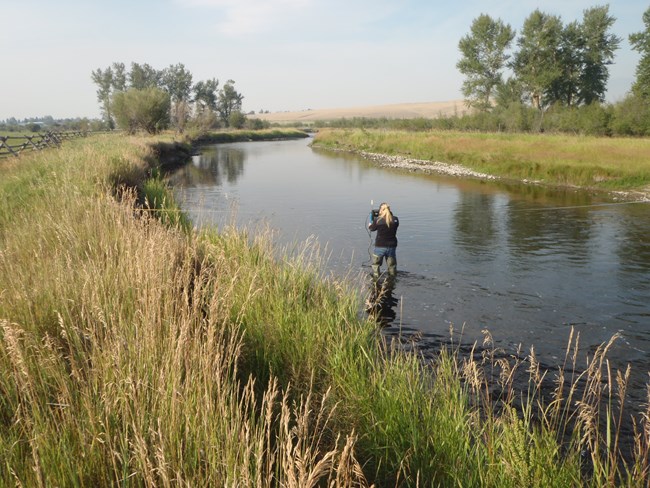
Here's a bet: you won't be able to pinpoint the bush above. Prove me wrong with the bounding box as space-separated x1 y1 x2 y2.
228 110 247 129
610 94 650 136
244 117 270 130
542 103 611 136
112 87 171 134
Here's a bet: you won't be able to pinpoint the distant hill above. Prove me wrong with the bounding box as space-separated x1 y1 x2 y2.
255 100 468 123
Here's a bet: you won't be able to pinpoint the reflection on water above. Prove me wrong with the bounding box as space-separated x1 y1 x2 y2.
172 138 650 396
170 146 246 187
366 275 399 326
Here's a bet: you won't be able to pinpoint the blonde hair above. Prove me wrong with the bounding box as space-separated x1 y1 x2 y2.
379 202 394 227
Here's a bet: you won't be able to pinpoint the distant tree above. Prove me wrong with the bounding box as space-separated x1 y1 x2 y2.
457 14 515 111
90 62 128 128
112 87 171 134
92 61 245 132
578 6 621 105
162 63 193 132
162 63 193 105
511 10 564 110
91 66 115 128
129 62 162 90
629 6 650 100
217 80 244 126
551 20 584 106
193 78 219 113
111 62 127 92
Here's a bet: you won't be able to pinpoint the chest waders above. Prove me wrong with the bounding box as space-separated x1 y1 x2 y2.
372 253 397 277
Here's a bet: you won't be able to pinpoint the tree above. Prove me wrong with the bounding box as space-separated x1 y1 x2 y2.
91 62 127 128
111 62 127 92
457 14 515 111
162 63 193 104
91 66 114 128
129 62 162 90
629 7 650 100
511 10 564 110
162 63 193 132
193 78 219 113
217 80 244 126
551 20 584 106
112 87 171 134
578 6 621 105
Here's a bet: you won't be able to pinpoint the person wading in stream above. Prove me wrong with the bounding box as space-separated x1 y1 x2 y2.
368 202 399 277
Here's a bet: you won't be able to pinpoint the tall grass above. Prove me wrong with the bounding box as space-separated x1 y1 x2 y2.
1 134 648 486
313 128 650 191
0 135 368 486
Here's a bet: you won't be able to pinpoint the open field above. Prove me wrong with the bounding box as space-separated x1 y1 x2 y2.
256 100 469 123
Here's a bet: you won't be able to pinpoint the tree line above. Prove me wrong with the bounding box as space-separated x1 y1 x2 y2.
91 62 266 134
456 5 650 135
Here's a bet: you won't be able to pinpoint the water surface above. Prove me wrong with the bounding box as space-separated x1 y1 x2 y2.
171 137 650 393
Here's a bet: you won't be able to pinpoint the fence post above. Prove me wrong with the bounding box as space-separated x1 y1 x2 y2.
0 130 91 159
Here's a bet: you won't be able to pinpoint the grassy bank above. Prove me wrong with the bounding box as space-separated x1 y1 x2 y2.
313 128 650 193
1 133 648 486
192 127 310 144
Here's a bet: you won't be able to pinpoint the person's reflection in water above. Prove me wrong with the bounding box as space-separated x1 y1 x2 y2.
365 275 398 326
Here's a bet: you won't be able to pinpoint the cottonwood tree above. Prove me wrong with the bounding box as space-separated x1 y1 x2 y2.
217 80 244 126
457 14 515 111
630 6 650 100
91 67 114 128
578 5 621 104
193 78 219 113
111 62 127 92
192 78 220 129
162 63 193 133
551 20 584 106
511 10 564 111
129 62 162 90
90 62 127 128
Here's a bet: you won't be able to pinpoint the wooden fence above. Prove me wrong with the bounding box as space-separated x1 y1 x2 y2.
0 131 88 158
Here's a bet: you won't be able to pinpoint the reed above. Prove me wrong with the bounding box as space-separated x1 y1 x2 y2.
313 129 650 191
1 133 648 486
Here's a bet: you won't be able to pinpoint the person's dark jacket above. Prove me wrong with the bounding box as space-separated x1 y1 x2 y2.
369 214 399 248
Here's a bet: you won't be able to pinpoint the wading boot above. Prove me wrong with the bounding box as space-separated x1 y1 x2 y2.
387 256 397 277
372 254 382 277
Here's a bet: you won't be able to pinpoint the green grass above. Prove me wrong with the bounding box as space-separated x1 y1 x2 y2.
313 129 650 192
192 128 310 143
0 133 648 486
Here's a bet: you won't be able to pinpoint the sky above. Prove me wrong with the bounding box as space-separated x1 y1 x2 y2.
0 0 647 120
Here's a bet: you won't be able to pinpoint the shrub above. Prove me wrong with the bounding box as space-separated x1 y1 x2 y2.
610 94 650 136
112 87 171 134
228 110 247 129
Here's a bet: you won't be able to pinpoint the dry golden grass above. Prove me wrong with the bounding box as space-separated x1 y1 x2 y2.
314 128 650 192
256 100 468 123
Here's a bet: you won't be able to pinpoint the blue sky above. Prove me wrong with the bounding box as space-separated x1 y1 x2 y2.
1 0 647 120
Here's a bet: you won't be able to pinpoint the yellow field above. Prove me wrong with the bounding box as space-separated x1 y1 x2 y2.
256 100 468 123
